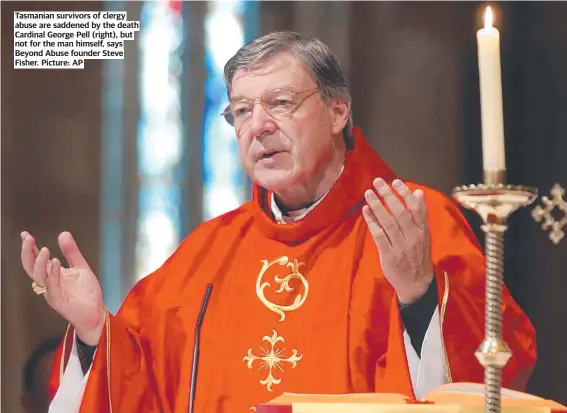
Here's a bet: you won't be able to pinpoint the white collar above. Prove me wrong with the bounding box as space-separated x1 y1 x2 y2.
271 191 327 224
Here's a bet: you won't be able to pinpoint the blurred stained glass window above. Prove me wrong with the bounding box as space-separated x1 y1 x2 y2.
202 0 257 220
136 0 184 280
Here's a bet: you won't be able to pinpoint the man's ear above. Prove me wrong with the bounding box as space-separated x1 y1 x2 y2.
329 99 351 135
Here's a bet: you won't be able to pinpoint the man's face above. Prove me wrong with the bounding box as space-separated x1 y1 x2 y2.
229 53 349 192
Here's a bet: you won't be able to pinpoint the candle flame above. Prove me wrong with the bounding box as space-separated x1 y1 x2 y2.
484 6 493 29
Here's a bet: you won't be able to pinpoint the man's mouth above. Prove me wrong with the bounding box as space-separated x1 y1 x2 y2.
259 150 283 160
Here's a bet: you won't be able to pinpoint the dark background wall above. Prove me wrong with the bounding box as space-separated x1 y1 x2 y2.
2 1 566 411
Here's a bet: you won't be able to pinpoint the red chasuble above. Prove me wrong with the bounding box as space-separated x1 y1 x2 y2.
49 128 536 413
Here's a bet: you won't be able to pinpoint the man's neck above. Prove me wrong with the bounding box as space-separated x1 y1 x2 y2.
274 149 345 214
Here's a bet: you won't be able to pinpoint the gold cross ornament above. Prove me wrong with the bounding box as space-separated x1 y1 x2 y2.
531 183 567 244
243 330 302 392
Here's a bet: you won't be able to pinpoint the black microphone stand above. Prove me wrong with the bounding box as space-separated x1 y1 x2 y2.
188 284 213 413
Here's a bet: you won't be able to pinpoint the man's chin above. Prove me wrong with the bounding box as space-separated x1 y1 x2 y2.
252 170 295 191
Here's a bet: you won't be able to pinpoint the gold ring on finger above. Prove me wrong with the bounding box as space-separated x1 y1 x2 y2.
32 281 47 295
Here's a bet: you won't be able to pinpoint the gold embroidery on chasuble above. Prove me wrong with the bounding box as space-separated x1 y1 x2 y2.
244 256 308 392
255 256 309 321
243 330 303 392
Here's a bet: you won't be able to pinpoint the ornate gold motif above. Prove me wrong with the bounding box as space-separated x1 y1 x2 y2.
440 271 452 383
531 183 567 244
59 324 71 382
243 330 302 392
256 256 309 322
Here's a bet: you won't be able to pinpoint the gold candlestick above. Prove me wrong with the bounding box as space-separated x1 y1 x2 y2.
452 170 537 413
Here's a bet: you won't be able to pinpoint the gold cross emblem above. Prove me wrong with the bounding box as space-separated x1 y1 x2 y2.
531 183 567 244
243 330 302 391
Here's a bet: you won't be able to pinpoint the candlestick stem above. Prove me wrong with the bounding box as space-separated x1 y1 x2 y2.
481 228 506 413
452 180 537 413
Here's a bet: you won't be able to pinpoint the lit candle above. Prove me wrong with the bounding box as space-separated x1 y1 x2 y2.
477 6 506 172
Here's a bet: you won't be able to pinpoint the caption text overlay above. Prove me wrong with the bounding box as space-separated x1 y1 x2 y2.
14 11 140 69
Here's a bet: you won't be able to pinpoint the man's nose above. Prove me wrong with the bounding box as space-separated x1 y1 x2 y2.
247 103 277 138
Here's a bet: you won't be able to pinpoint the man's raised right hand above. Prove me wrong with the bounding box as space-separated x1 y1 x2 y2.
21 231 106 346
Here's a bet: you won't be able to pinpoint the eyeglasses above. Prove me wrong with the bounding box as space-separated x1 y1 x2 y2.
221 87 320 130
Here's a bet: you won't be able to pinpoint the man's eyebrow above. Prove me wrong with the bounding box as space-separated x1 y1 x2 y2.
229 93 245 101
229 85 297 101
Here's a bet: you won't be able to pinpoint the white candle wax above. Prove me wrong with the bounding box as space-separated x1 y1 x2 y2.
476 6 506 171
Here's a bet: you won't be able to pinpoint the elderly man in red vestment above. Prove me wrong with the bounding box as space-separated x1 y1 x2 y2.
21 31 536 413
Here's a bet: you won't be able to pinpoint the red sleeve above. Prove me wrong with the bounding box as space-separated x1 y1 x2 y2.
48 307 161 413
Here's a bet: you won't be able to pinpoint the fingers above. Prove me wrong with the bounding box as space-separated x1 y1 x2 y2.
374 178 414 235
32 247 50 287
58 232 90 270
363 178 429 243
365 179 405 244
412 189 427 227
362 205 393 253
21 232 54 279
21 231 31 242
21 233 39 278
45 258 62 302
390 179 428 230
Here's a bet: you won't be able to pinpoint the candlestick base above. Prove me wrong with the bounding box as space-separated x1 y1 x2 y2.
451 183 537 413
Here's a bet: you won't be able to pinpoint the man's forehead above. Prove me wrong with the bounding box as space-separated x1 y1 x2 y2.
230 53 313 99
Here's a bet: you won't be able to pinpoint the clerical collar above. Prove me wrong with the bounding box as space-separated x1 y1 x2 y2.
271 164 345 224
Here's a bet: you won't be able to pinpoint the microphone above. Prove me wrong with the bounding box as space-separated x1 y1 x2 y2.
188 283 213 413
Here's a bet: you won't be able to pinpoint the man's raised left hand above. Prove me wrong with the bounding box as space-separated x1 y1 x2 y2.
362 178 434 305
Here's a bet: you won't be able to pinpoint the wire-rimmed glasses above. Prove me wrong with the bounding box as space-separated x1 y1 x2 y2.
221 87 320 130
